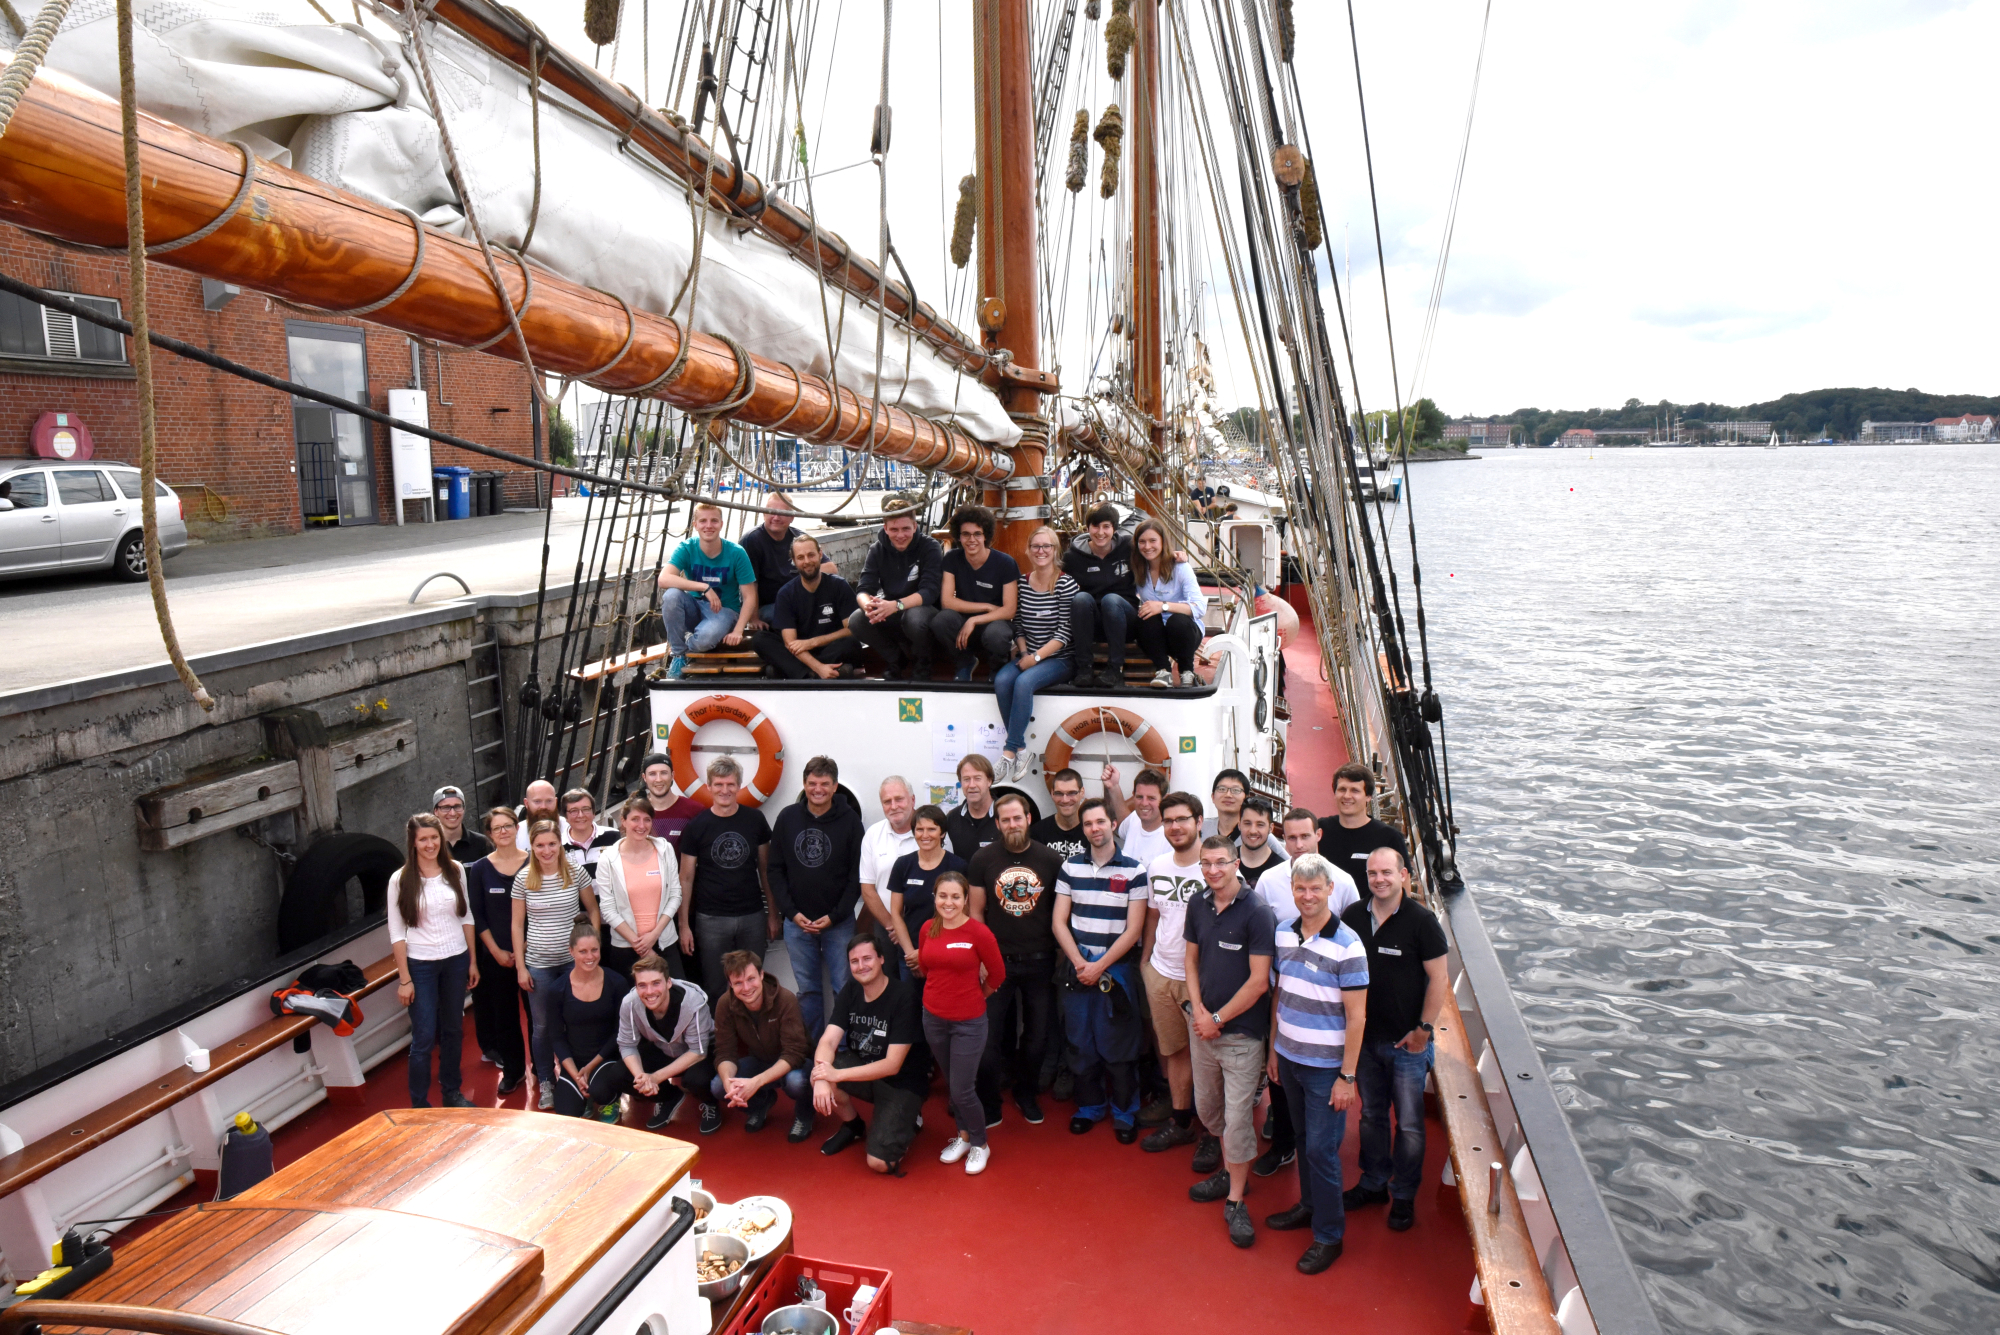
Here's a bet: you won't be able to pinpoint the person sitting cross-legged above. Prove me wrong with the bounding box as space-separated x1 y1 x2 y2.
812 933 926 1174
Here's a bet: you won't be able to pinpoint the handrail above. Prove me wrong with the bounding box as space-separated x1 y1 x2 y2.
408 571 472 604
565 1197 697 1335
0 1301 285 1335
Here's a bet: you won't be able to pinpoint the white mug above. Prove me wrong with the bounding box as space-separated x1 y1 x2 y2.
184 1049 211 1074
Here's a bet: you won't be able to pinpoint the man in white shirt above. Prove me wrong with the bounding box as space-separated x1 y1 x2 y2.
560 787 619 880
1139 791 1208 1156
513 779 560 850
857 776 920 961
1255 807 1358 921
1107 766 1172 867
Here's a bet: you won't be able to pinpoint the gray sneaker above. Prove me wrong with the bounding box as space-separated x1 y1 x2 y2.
1224 1200 1256 1248
537 1083 555 1111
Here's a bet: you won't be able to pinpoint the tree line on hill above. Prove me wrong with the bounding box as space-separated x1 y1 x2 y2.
1482 388 2000 445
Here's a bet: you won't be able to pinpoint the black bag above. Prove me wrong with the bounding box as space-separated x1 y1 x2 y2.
297 960 367 994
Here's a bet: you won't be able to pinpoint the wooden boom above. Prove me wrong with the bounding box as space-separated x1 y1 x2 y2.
0 62 1015 484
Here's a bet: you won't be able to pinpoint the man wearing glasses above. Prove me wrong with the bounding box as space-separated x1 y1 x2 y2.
1139 792 1209 1157
1207 769 1251 842
433 786 492 863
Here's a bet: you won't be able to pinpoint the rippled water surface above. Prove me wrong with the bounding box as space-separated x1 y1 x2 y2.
1399 445 2000 1333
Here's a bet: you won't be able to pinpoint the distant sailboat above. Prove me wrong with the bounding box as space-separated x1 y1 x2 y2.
1766 432 1780 449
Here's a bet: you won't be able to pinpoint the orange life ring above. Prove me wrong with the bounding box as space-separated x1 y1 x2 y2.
1042 706 1173 776
668 694 785 808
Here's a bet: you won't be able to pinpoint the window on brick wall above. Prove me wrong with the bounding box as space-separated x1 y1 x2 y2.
0 290 127 364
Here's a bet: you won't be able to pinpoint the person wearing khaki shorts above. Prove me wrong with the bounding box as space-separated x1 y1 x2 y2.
1142 960 1190 1056
1181 837 1279 1249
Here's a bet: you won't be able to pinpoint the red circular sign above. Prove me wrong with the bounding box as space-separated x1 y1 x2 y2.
29 410 94 461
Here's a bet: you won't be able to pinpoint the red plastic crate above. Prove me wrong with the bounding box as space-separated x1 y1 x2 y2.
720 1254 893 1335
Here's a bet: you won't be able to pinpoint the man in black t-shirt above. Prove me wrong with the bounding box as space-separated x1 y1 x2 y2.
1029 767 1089 863
1340 846 1448 1233
945 754 1000 860
751 534 863 680
847 511 943 679
675 757 775 1004
968 793 1066 1126
433 785 493 864
811 934 925 1173
738 494 839 627
932 505 1019 680
1063 505 1138 687
1317 762 1410 896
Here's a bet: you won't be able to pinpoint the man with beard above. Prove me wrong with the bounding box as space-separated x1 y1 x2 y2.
513 779 561 849
1140 791 1209 1156
967 793 1065 1127
751 533 863 680
1052 798 1149 1141
769 756 864 1054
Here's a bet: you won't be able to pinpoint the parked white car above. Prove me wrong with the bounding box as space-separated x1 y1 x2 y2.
0 460 188 580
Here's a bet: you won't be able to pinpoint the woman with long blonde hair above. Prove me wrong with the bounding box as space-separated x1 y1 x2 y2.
390 812 479 1108
511 816 602 1109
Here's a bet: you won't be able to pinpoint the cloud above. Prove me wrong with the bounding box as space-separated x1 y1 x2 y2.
1631 302 1830 343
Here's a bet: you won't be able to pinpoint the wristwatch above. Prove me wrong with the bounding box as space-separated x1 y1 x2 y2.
1209 1012 1224 1028
1420 1022 1435 1036
1333 1072 1356 1084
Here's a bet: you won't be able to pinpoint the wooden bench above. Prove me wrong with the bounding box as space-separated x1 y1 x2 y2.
0 956 400 1201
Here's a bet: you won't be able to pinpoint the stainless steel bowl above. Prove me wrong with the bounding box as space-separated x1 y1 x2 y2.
689 1187 716 1233
758 1305 838 1335
695 1233 752 1301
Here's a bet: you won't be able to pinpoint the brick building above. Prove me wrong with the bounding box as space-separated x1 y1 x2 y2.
0 226 545 539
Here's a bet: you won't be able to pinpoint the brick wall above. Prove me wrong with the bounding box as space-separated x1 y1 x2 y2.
0 226 545 539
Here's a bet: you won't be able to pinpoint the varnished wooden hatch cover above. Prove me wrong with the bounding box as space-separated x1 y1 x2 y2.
64 1110 698 1335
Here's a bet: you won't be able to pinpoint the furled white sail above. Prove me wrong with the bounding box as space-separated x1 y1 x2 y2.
45 0 1021 448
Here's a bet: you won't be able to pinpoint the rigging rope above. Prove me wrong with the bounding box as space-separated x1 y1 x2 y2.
0 0 72 141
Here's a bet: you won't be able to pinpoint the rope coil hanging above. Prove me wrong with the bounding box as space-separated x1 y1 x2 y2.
1094 102 1124 199
583 0 620 48
1105 0 1134 80
950 172 976 268
1064 108 1088 194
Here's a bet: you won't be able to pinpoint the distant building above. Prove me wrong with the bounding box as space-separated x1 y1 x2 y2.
1859 421 1934 442
1444 420 1507 446
1557 427 1596 448
1931 414 1996 442
1709 420 1773 444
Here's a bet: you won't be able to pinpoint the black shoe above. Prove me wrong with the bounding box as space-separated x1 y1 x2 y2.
744 1103 771 1133
1069 1115 1095 1135
787 1111 814 1143
887 661 913 681
983 1104 1004 1129
1252 1145 1295 1178
1265 1202 1314 1231
1191 1133 1222 1175
1189 1168 1232 1203
1014 1091 1045 1125
1225 1200 1256 1248
1114 1122 1139 1145
480 1048 502 1067
647 1088 685 1131
1141 1121 1199 1153
1051 1068 1076 1102
1387 1198 1415 1232
1098 668 1126 689
1297 1240 1343 1273
698 1102 722 1135
441 1090 475 1108
821 1120 865 1156
1138 1096 1172 1126
1343 1183 1390 1211
496 1071 525 1096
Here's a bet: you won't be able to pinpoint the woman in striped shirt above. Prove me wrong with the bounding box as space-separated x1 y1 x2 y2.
511 818 602 1109
993 526 1077 782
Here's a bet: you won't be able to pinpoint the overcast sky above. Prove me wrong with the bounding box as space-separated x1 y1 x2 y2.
481 0 1995 418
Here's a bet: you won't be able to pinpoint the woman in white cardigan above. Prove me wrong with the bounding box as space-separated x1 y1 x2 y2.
596 796 684 977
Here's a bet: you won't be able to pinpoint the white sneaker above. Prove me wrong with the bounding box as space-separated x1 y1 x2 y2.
537 1084 555 1111
965 1144 991 1175
1149 669 1173 689
1181 670 1200 687
939 1136 972 1165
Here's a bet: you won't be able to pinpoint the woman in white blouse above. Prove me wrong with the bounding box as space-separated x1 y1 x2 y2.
595 796 684 978
389 812 481 1108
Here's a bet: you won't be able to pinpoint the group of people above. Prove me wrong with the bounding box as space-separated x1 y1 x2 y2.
383 755 1444 1273
656 499 1210 781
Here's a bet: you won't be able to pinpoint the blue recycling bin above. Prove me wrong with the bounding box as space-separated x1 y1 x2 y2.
433 466 472 520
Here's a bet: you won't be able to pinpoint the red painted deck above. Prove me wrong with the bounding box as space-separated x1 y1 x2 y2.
120 611 1482 1333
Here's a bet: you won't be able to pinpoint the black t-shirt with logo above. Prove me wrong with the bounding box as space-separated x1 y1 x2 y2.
1316 817 1410 898
1063 532 1136 599
831 975 926 1094
967 840 1065 956
681 805 772 917
886 849 968 941
772 573 859 640
946 804 999 862
941 548 1021 609
1028 816 1089 866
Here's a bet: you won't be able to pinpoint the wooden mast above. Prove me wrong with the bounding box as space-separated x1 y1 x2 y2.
973 0 1055 559
1130 0 1166 515
0 63 1013 484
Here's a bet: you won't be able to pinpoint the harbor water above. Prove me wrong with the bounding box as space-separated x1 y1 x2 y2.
1403 444 2000 1332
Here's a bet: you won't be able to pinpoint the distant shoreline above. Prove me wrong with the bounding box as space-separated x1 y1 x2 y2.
1404 447 1482 462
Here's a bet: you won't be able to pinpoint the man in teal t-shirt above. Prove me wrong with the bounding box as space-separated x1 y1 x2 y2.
658 503 757 678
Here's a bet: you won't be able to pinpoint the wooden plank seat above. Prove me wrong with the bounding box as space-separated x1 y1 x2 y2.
0 957 400 1201
682 650 763 676
570 642 671 683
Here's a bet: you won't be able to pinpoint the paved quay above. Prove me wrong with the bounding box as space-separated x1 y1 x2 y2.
0 507 598 699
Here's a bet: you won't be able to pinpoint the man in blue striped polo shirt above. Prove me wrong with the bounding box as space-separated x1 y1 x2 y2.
1264 852 1370 1274
1052 797 1150 1141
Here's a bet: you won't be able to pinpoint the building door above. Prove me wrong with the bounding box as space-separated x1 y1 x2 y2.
285 322 374 525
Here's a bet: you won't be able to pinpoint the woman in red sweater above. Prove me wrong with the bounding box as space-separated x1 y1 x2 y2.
918 870 1005 1174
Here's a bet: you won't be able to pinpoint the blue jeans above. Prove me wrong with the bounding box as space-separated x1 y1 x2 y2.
993 654 1074 751
406 951 471 1106
1357 1038 1434 1199
662 589 738 655
711 1051 811 1117
525 963 568 1082
1280 1055 1351 1244
1069 591 1134 677
782 916 855 1045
